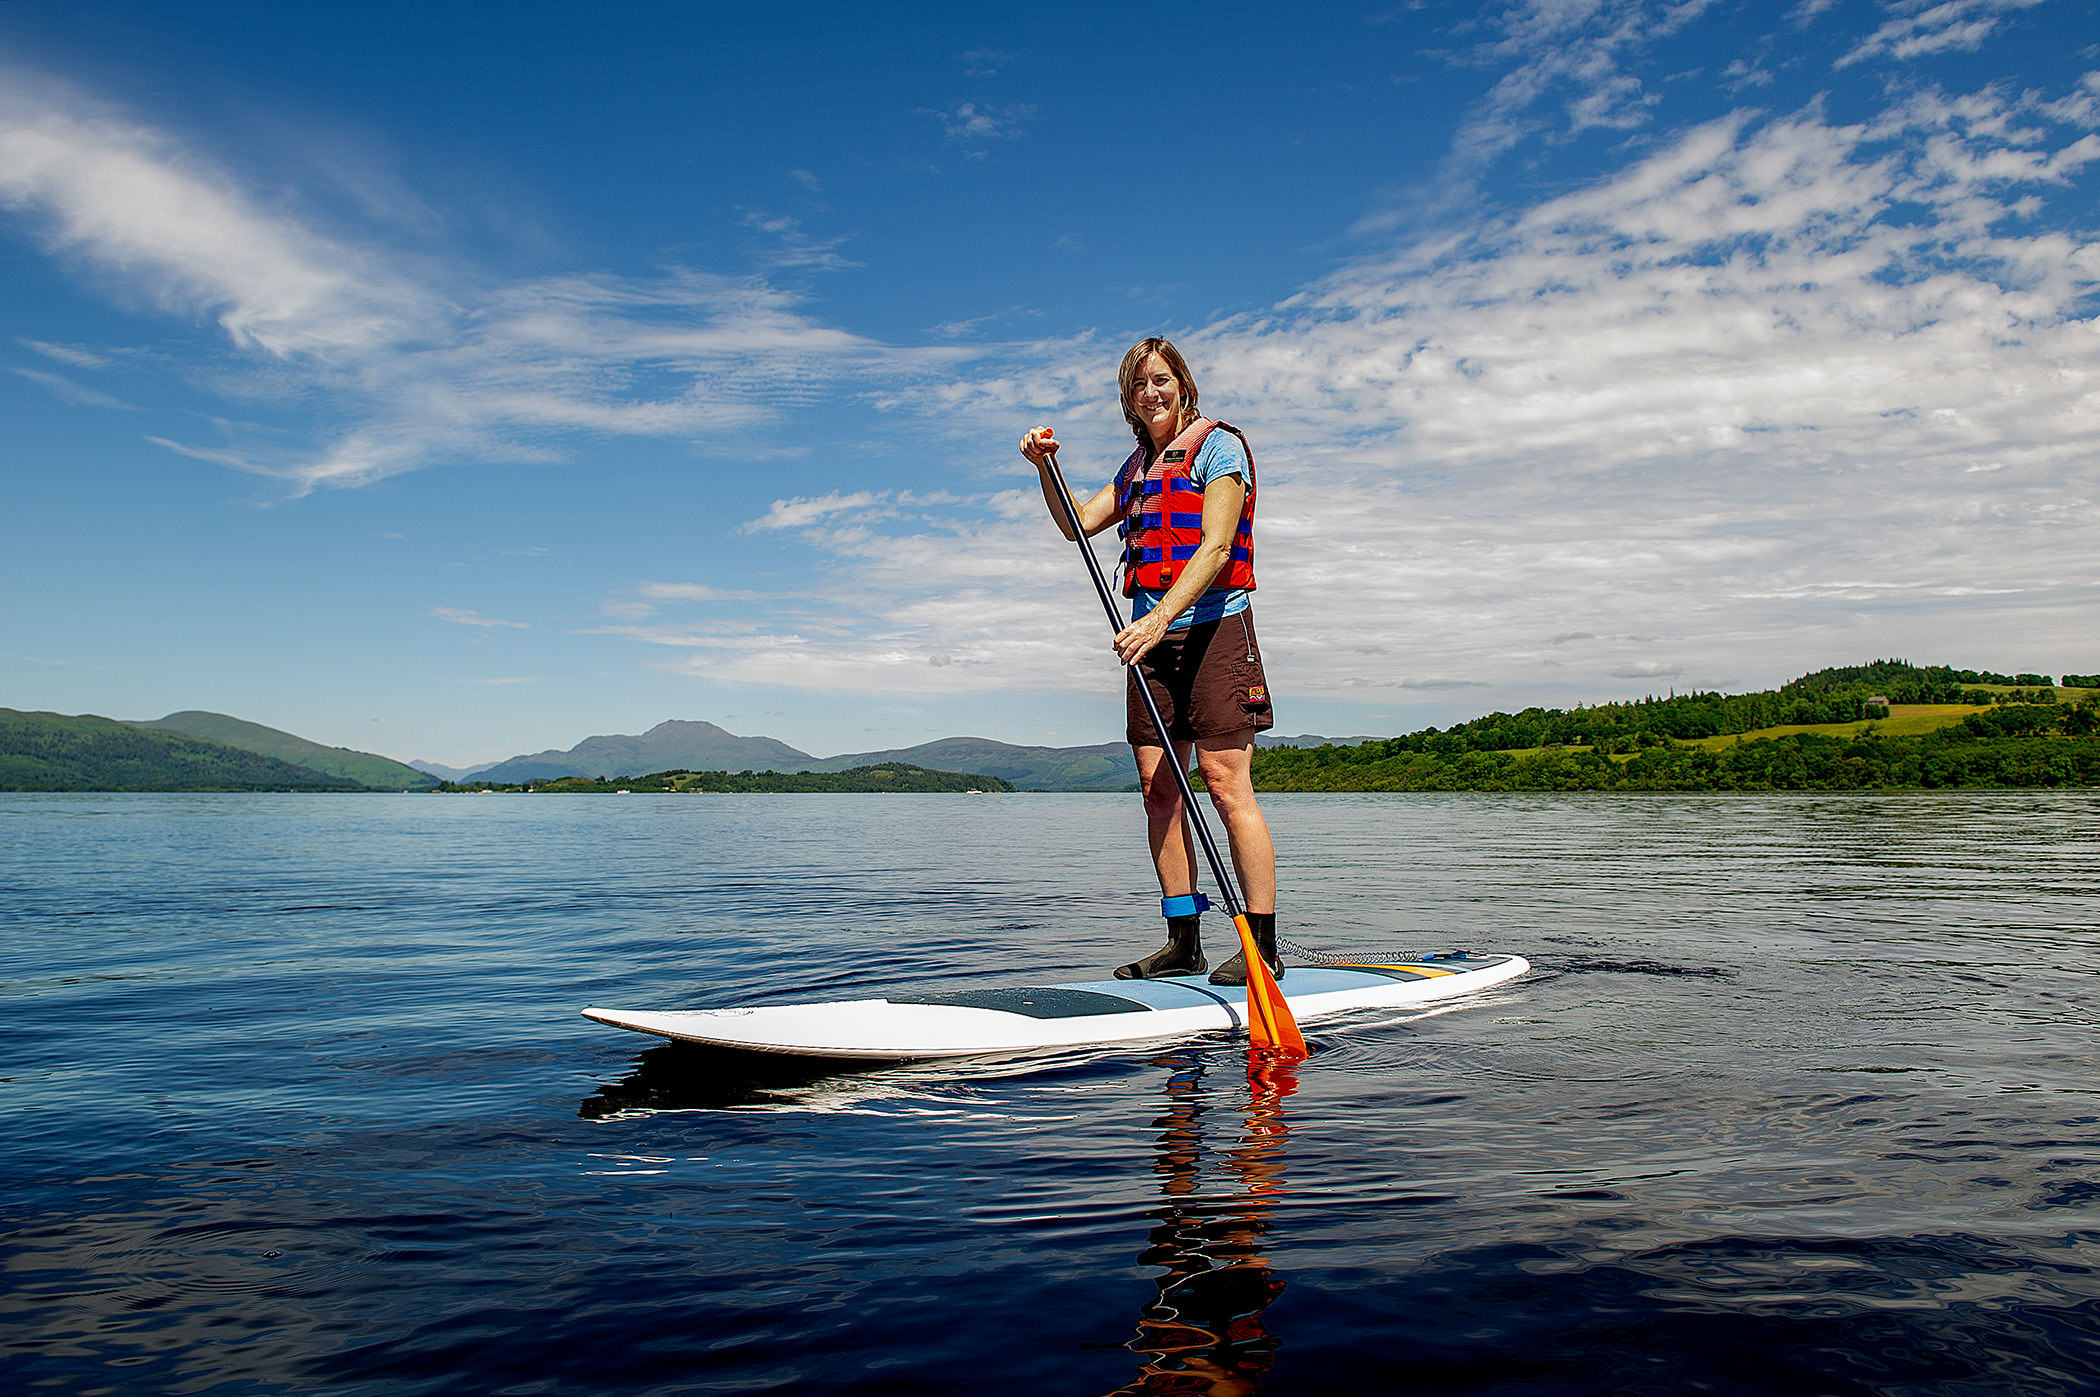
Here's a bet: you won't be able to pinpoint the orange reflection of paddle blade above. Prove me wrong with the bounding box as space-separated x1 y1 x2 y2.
1234 913 1308 1063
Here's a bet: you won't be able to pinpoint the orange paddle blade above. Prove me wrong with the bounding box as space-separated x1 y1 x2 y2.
1234 914 1307 1062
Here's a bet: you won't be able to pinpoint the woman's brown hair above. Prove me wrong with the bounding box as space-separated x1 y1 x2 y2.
1118 338 1201 463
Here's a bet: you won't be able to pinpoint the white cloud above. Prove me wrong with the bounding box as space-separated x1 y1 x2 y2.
430 607 528 629
0 84 426 357
638 582 730 602
926 101 1036 148
0 71 939 494
1440 0 1696 176
718 73 2100 705
739 491 887 533
1836 0 2047 69
7 26 2097 718
12 365 134 409
19 337 110 368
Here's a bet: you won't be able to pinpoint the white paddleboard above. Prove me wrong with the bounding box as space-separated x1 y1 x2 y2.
582 953 1529 1061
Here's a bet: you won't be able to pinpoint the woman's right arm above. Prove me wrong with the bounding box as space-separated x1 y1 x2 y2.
1021 426 1121 540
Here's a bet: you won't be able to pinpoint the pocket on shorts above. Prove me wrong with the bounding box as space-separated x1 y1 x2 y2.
1239 664 1273 725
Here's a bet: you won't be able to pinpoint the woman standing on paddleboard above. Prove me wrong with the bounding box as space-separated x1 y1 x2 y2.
1019 338 1280 985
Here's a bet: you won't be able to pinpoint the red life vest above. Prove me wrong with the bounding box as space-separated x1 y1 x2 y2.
1115 418 1257 597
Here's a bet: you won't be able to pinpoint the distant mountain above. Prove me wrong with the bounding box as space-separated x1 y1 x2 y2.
809 737 1137 791
407 758 499 782
459 723 1388 793
129 711 439 790
1 709 367 792
472 719 819 784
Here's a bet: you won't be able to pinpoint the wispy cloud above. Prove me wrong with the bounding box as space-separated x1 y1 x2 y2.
925 101 1036 150
19 337 110 368
0 69 939 494
1438 0 1696 179
1837 0 2047 69
710 68 2100 702
12 365 135 409
6 16 2096 713
737 208 859 270
637 582 760 602
430 607 528 629
740 491 888 533
958 48 1017 78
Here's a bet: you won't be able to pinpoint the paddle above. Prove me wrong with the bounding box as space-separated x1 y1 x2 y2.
1037 431 1308 1063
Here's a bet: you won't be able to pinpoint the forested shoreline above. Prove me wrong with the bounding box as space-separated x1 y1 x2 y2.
9 661 2097 793
1248 661 2100 792
442 764 1014 794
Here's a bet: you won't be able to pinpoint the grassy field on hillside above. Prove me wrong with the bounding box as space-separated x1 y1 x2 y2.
1677 704 1990 750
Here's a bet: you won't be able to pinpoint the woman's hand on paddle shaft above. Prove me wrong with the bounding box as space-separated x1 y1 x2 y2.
1019 425 1058 468
1114 610 1171 666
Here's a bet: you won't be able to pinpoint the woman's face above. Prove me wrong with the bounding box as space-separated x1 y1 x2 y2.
1129 353 1184 444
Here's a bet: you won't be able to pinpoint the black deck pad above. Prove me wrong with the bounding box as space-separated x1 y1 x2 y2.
888 986 1152 1019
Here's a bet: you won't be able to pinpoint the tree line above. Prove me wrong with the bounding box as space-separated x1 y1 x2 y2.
1251 710 2100 792
443 763 1014 794
1244 662 2100 791
1279 659 2088 759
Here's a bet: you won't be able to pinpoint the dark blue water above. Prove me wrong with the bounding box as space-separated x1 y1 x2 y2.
3 791 2097 1395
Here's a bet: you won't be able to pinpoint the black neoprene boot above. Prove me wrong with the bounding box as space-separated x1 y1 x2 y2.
1115 915 1207 979
1208 912 1284 985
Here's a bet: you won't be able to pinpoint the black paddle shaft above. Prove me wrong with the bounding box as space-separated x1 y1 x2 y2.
1040 448 1246 922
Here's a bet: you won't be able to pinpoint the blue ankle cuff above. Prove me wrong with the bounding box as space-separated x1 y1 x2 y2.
1161 893 1212 919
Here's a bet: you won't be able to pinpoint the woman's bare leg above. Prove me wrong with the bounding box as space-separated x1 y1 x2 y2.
1193 730 1275 914
1134 740 1200 897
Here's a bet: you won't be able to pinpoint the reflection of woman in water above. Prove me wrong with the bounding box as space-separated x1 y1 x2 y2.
1105 1054 1295 1395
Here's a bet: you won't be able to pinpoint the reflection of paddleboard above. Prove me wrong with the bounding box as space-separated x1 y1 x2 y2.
582 954 1529 1061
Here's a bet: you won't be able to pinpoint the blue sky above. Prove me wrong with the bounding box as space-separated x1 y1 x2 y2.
4 0 2096 766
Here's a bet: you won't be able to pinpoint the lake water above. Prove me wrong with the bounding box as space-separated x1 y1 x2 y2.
3 790 2097 1395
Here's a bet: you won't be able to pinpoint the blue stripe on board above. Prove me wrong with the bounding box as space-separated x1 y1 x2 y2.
1053 964 1512 1006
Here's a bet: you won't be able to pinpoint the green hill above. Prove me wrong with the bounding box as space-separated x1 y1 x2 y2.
1243 660 2100 792
0 710 368 792
129 711 438 790
807 737 1136 791
473 719 820 783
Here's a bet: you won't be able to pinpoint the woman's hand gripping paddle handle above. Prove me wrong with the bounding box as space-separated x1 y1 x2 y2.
1036 431 1307 1063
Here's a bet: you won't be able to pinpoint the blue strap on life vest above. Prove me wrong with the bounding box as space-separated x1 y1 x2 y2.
1161 892 1212 919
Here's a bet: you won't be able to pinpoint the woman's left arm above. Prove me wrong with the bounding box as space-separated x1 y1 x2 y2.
1111 475 1247 665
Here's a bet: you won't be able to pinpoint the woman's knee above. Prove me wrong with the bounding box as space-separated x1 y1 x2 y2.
1199 766 1256 816
1141 774 1185 822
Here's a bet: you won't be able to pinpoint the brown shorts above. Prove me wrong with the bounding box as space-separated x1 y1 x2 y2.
1127 607 1276 746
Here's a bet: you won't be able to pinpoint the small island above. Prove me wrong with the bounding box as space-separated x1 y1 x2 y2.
440 763 1014 794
